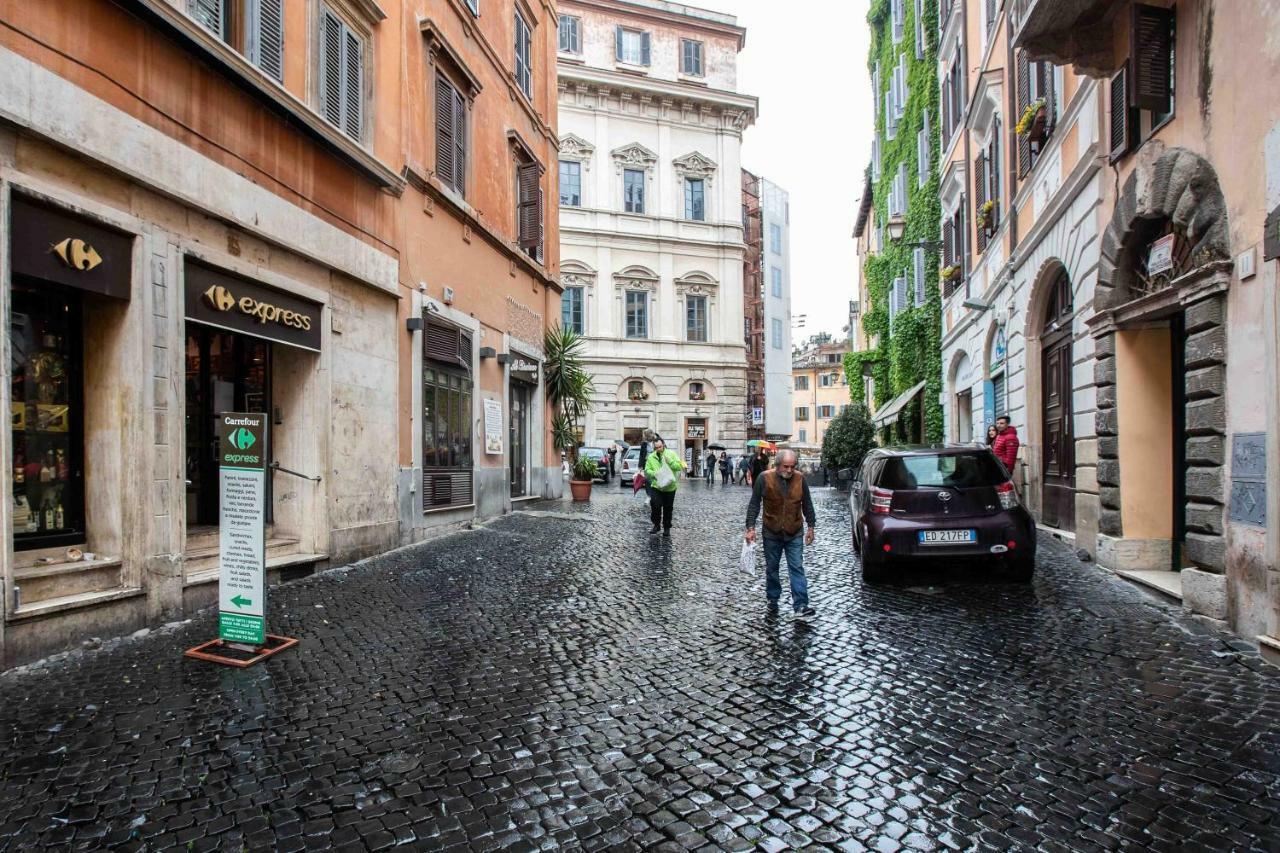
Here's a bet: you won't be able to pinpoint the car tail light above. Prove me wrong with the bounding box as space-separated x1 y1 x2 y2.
996 481 1018 510
870 486 893 514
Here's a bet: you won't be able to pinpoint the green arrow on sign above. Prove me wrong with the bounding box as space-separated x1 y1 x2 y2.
230 594 252 608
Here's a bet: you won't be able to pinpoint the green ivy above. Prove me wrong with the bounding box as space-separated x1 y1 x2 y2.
846 0 943 443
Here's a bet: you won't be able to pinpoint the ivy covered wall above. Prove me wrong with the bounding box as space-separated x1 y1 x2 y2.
846 0 943 443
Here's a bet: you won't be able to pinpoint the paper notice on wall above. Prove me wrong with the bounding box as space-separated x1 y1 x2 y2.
484 398 503 455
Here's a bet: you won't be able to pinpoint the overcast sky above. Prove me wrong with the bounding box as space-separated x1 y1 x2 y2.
724 0 873 343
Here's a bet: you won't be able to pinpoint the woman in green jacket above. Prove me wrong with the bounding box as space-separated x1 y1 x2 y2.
643 438 685 535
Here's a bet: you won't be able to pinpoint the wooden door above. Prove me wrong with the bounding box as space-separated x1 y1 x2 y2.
1040 270 1075 530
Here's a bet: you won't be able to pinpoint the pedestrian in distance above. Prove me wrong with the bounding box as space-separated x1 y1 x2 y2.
986 425 998 446
737 453 750 485
644 438 685 535
704 449 716 484
747 447 770 486
718 451 731 485
992 415 1020 479
745 449 817 620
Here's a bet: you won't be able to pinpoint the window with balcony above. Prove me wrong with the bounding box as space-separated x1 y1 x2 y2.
623 169 645 214
1016 52 1059 177
941 201 966 298
974 122 1001 253
559 160 581 207
189 0 285 82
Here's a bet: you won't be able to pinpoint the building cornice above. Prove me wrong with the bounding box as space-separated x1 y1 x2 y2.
559 0 745 49
557 63 757 128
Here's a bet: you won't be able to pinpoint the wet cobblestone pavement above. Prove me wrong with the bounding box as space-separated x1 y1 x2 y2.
1 482 1279 851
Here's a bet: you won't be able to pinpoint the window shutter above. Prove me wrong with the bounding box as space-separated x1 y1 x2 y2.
1131 3 1174 112
1109 66 1131 160
435 76 456 189
641 31 651 66
249 0 284 82
518 163 540 249
975 154 988 252
190 0 224 36
989 119 1001 208
320 11 344 128
342 29 363 140
898 61 909 117
453 89 466 193
943 219 954 268
941 76 951 140
872 135 881 181
1017 51 1031 177
426 321 464 367
1042 63 1057 130
615 27 624 60
914 247 925 305
915 0 924 59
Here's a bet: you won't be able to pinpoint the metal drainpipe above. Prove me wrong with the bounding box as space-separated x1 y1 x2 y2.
961 0 974 295
1006 7 1020 253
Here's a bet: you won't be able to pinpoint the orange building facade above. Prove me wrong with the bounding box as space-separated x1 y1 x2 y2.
0 0 559 666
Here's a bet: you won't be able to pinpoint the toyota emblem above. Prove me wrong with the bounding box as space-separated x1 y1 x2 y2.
937 491 953 502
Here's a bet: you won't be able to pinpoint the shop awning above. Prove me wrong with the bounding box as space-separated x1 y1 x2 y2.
873 380 927 428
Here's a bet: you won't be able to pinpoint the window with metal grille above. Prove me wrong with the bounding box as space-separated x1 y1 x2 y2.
685 295 707 342
319 7 364 142
435 74 467 195
558 15 581 53
681 39 703 76
625 291 648 338
623 169 645 213
559 160 581 207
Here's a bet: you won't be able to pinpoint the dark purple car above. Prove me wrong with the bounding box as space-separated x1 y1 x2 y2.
850 445 1036 583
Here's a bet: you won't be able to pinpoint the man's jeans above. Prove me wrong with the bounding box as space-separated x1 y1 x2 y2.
763 534 808 612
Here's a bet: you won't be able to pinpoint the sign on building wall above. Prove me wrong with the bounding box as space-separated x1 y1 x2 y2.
751 407 764 426
483 398 503 455
1229 433 1266 527
1147 233 1176 275
686 419 707 439
217 412 267 645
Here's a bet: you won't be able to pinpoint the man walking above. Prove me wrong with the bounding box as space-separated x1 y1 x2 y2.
992 415 1020 482
745 449 817 620
704 449 716 485
644 438 685 535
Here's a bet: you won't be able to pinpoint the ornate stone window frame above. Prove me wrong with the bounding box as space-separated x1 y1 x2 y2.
560 260 596 334
673 151 717 222
558 133 594 208
675 271 717 344
611 143 657 214
614 265 658 339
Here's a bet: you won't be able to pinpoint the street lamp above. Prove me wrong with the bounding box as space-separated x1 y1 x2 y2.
886 216 906 242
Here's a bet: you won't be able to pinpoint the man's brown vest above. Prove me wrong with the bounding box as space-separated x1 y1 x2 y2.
763 470 805 536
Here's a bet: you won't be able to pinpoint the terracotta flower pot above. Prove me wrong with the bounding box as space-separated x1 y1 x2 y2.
569 479 593 502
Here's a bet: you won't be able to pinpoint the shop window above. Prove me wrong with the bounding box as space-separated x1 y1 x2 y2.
10 284 85 549
423 319 474 510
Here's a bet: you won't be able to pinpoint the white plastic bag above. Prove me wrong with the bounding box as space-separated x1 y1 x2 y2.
653 460 675 490
739 540 758 573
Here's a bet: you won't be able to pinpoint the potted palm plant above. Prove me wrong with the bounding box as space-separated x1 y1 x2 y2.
545 324 595 501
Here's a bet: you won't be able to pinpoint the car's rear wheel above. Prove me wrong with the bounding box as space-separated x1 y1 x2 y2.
859 533 889 584
1005 552 1034 582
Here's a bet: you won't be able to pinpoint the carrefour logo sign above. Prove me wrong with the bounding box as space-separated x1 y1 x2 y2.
228 427 257 450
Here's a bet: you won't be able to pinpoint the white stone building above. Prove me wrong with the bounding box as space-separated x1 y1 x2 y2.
760 178 793 440
555 0 757 470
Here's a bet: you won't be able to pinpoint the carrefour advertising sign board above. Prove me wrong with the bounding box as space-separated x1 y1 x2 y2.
217 412 267 645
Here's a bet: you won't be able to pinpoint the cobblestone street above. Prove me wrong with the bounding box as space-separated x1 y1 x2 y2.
1 482 1278 851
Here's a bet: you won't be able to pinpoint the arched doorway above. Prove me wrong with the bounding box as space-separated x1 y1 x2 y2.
1040 268 1074 529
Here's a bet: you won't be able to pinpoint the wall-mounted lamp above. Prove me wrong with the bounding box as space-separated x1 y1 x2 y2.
496 352 512 364
405 317 424 332
886 216 907 241
479 346 497 359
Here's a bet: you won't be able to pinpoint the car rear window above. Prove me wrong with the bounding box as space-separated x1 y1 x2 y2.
581 449 604 459
877 453 1007 490
624 449 640 460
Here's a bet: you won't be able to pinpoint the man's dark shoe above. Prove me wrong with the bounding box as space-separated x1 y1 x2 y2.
662 528 671 537
794 607 816 621
649 524 660 535
766 601 779 618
